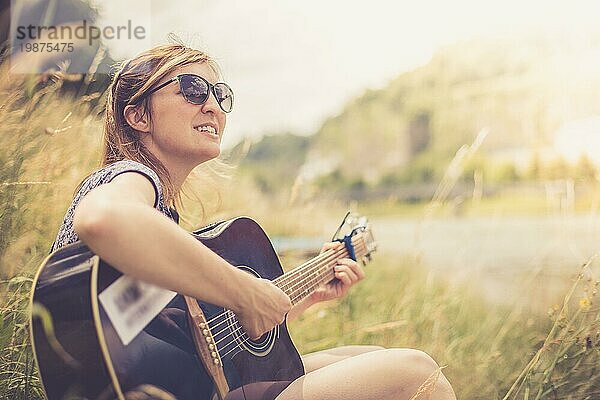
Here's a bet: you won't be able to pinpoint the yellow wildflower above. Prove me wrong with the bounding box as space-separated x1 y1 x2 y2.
579 297 592 311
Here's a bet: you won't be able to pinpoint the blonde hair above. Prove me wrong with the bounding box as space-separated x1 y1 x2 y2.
101 36 222 210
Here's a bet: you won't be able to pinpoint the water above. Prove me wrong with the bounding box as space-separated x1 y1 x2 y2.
371 214 600 308
271 236 325 254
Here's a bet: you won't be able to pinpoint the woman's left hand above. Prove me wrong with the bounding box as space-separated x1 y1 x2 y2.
307 241 365 304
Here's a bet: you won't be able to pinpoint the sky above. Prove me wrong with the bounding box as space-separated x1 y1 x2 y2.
93 0 600 148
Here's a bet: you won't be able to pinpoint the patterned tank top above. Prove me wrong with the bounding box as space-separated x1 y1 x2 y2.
51 159 178 253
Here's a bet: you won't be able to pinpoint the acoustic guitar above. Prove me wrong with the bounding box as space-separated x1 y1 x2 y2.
30 215 376 400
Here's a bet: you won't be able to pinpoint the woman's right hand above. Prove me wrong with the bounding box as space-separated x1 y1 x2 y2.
235 278 292 340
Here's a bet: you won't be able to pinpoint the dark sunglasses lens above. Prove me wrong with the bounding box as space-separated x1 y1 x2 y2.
180 75 209 104
214 83 234 113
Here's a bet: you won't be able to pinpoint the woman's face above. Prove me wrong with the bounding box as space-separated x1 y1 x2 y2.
144 62 227 167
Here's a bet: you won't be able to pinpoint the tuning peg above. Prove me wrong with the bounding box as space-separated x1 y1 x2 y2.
346 213 359 227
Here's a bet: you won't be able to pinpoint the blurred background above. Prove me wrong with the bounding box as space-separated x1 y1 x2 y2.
1 0 599 398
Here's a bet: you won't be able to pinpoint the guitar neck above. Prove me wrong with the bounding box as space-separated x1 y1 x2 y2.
272 233 368 305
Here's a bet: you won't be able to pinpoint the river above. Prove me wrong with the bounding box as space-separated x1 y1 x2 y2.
370 214 600 309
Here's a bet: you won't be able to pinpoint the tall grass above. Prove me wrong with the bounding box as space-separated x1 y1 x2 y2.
503 259 600 399
288 253 535 399
286 252 599 399
0 62 598 399
0 63 101 399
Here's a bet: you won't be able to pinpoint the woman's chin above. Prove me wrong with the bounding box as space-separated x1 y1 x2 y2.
196 147 221 164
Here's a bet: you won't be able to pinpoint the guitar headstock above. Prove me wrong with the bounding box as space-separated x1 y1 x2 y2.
332 212 377 264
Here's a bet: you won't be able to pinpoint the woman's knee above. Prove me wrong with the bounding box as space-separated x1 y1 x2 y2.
399 349 439 371
383 349 456 399
379 349 442 384
340 344 385 355
377 348 437 366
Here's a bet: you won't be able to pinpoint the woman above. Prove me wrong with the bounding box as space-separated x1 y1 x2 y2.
51 40 457 400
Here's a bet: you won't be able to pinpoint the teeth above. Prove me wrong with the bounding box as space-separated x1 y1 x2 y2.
195 126 217 135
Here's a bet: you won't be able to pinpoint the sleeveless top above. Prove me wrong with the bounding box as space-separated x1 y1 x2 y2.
51 159 178 253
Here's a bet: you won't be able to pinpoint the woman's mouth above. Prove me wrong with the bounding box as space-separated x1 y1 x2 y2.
194 125 219 139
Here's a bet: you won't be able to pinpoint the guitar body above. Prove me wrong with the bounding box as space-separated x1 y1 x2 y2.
31 217 304 400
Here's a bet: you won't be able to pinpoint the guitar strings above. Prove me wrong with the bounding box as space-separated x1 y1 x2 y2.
274 234 363 292
202 237 362 327
208 242 369 357
207 242 368 359
278 237 366 298
216 262 335 346
206 245 356 339
213 261 338 351
201 248 348 347
207 238 363 344
202 247 342 327
215 243 368 360
205 238 364 332
216 244 368 360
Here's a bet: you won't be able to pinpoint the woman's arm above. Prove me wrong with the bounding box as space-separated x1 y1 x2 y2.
73 171 291 339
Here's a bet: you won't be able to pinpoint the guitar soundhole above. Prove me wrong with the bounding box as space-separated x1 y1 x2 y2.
219 265 278 358
226 312 278 357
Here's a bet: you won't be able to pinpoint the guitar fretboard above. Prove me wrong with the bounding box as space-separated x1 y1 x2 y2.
273 233 369 305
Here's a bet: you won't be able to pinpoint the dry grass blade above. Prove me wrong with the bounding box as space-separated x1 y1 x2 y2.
408 365 446 400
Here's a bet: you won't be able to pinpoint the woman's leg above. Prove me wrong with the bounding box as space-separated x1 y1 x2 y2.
278 348 457 400
302 345 384 373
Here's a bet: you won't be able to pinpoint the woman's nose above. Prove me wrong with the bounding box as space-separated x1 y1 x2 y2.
201 90 221 114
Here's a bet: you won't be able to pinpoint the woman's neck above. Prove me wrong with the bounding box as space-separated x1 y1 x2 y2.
164 160 192 194
141 140 196 195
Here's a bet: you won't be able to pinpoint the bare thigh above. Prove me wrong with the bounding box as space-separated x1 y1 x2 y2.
277 348 457 400
302 345 384 373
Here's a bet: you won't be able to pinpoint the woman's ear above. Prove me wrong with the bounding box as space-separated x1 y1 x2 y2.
123 104 151 133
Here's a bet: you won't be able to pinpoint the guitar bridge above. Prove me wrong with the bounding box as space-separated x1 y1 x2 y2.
184 296 229 399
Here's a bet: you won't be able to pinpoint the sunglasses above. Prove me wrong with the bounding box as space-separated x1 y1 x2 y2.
136 73 234 113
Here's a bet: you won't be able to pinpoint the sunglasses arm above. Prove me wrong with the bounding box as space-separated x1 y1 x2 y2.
133 78 177 104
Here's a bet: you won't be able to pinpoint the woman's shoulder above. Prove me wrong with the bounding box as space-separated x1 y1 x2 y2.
100 159 160 179
80 159 164 208
86 159 161 188
50 160 172 253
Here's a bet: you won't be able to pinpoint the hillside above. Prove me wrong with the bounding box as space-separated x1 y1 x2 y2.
238 32 600 196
